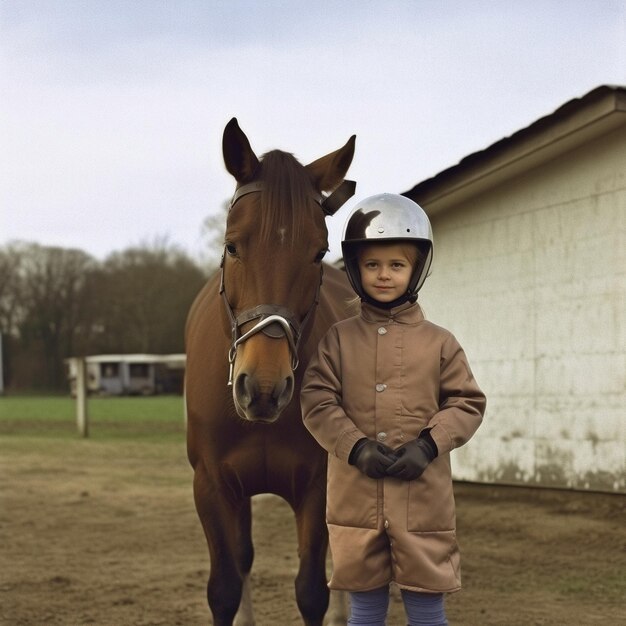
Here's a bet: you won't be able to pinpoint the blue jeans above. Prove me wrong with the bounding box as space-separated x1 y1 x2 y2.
348 586 448 626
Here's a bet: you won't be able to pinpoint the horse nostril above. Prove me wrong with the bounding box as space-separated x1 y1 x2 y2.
234 371 293 418
272 377 286 400
274 375 294 410
235 373 257 409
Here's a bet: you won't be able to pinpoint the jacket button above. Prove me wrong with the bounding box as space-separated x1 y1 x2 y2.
377 327 387 335
375 383 386 392
377 432 387 442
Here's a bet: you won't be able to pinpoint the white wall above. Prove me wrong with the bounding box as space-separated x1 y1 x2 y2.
420 126 625 492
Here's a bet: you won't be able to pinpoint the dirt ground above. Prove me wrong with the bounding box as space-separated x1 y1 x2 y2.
1 435 624 626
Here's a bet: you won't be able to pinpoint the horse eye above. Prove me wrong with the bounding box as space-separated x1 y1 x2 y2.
225 243 237 256
314 249 328 264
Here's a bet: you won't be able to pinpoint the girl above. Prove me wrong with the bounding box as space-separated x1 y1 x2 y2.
301 194 486 626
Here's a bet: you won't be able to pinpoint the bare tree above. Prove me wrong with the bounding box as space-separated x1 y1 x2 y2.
0 239 207 391
7 242 97 389
92 242 207 355
0 242 24 338
199 200 230 269
0 243 26 388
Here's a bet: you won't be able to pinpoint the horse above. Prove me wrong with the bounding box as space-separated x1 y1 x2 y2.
185 118 356 626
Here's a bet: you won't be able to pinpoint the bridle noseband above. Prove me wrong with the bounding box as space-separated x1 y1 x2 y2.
220 178 355 386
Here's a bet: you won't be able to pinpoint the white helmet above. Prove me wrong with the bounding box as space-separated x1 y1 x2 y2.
341 193 433 305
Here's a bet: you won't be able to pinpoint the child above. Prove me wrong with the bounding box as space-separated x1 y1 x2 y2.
301 194 486 626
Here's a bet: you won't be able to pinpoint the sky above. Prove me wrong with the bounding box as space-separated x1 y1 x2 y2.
1 0 625 264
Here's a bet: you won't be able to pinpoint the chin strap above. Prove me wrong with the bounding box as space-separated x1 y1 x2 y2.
362 290 417 311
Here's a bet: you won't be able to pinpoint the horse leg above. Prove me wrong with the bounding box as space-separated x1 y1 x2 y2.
234 499 255 626
293 486 330 626
193 468 255 626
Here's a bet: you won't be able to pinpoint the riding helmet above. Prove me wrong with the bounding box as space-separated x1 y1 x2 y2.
341 193 433 306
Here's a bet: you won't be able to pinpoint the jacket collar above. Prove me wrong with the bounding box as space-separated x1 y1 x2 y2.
360 300 425 324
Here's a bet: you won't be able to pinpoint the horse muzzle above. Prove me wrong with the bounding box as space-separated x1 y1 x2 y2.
230 327 296 423
220 267 319 423
233 367 294 423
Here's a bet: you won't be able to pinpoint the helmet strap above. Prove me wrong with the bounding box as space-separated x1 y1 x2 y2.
361 290 417 310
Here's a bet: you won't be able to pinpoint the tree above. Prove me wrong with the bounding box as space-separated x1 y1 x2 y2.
92 242 207 355
199 200 230 268
0 243 25 388
0 239 208 391
6 242 97 389
0 243 24 338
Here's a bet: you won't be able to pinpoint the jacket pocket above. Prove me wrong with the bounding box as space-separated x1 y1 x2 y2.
394 529 461 592
406 456 455 532
326 455 379 529
398 413 431 440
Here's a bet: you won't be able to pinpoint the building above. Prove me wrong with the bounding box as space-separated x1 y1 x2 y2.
403 85 625 492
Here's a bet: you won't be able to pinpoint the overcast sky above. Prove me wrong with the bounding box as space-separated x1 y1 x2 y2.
1 0 624 263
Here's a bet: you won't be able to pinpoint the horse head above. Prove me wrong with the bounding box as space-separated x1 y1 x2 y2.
220 118 355 423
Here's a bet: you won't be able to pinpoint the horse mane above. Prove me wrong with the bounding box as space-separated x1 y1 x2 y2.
258 150 317 246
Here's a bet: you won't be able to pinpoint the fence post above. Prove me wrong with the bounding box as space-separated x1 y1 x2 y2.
76 358 89 438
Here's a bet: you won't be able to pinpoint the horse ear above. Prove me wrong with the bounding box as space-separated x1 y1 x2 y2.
222 118 260 183
306 135 356 193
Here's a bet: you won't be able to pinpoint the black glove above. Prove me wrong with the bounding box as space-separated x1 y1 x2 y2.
349 438 396 479
386 438 436 481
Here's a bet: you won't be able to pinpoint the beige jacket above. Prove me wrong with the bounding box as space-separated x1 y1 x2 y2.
301 301 486 593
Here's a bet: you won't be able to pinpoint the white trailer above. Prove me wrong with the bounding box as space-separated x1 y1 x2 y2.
66 354 185 396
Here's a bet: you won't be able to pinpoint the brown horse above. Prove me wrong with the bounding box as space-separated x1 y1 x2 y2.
186 118 355 625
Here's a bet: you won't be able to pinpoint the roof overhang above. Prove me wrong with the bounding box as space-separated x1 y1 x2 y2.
403 85 626 215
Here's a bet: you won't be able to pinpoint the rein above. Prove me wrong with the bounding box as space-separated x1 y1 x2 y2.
219 178 355 386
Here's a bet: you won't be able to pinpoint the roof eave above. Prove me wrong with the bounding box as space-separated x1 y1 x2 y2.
403 85 626 215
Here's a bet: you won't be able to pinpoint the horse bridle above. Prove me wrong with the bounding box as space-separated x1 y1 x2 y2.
220 178 355 385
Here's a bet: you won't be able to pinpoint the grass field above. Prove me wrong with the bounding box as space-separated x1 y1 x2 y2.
0 394 186 440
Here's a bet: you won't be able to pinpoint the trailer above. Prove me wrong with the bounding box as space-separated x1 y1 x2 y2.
66 354 185 396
